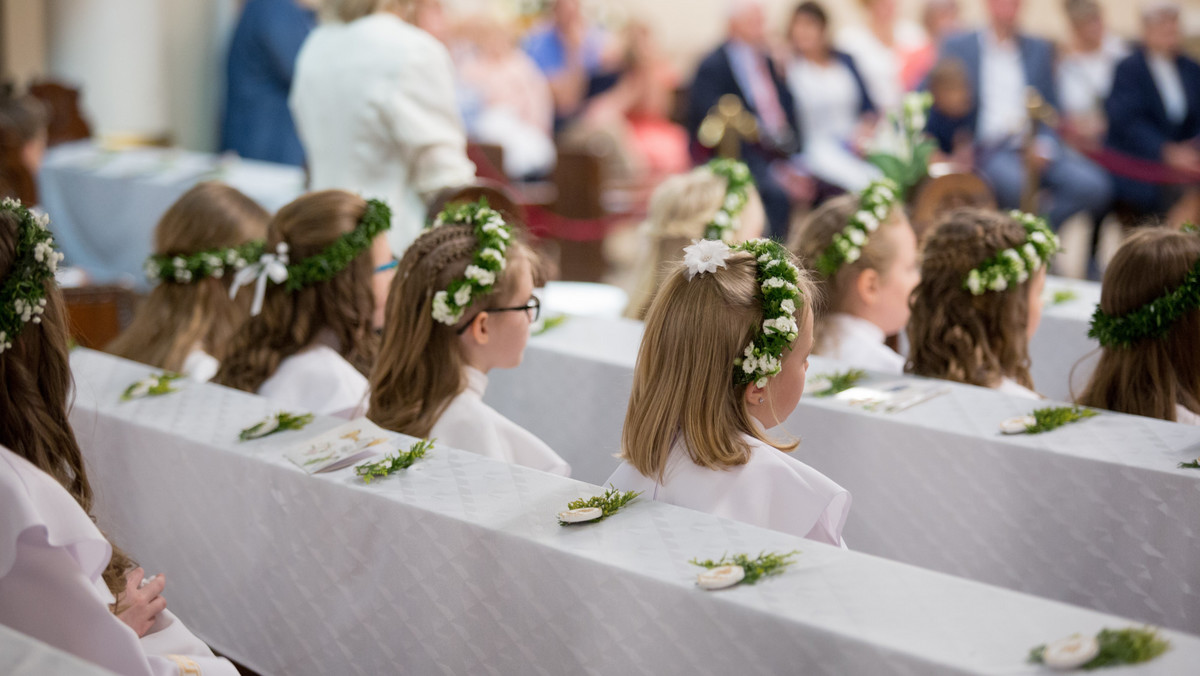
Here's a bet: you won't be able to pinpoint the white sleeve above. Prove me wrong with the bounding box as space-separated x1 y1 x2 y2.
0 530 235 676
378 36 476 201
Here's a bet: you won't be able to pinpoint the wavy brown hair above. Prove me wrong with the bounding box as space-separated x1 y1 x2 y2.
214 190 379 393
620 251 817 481
368 224 533 438
1077 227 1200 421
789 193 906 350
906 208 1036 389
106 182 269 372
0 208 134 600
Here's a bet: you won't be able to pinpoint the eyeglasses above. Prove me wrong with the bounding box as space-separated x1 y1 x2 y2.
455 297 541 334
374 259 398 274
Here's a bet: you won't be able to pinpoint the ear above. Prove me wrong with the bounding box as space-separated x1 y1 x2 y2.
856 267 881 306
467 311 491 346
743 380 766 409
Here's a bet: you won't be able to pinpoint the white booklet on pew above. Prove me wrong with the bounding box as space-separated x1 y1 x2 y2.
284 418 401 474
834 380 950 414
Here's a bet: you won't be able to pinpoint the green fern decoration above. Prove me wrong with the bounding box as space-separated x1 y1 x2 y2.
558 484 641 525
1024 406 1098 434
1028 627 1170 670
1179 459 1200 469
812 369 867 398
690 550 800 585
354 438 434 483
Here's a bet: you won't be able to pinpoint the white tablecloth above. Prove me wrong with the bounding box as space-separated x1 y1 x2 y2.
0 623 119 676
66 349 1200 674
1031 276 1103 402
486 316 1200 635
39 141 305 288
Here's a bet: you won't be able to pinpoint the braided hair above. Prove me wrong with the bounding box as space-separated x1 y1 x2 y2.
905 208 1037 389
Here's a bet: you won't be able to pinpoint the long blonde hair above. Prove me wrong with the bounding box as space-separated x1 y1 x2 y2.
214 190 379 393
620 250 816 481
789 193 907 349
369 224 532 438
1077 227 1200 421
906 208 1036 389
625 166 764 320
106 182 269 371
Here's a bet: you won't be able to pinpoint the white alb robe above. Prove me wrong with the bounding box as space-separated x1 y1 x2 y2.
0 445 236 676
1175 405 1200 426
996 377 1042 400
431 367 571 477
181 349 219 384
816 313 905 374
258 344 368 417
606 431 851 547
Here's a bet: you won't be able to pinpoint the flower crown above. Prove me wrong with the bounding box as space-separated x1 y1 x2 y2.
703 159 755 242
683 238 804 388
963 211 1060 295
0 198 64 354
813 179 901 278
229 198 391 316
144 241 264 284
1088 231 1200 349
428 199 513 326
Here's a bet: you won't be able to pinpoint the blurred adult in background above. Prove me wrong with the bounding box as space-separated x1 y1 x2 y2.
522 0 623 131
1105 1 1200 222
901 0 961 91
785 2 880 192
221 0 316 167
0 89 47 206
926 0 1110 230
837 0 927 113
290 0 476 254
1057 0 1128 150
688 0 805 239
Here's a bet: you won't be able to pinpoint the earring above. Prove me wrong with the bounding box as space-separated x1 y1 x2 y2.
757 397 764 404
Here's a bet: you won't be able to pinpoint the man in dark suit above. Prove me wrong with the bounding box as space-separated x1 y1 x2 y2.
925 0 1111 229
687 0 804 239
1105 1 1200 217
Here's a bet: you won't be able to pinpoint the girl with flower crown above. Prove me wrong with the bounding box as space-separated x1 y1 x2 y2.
107 182 269 382
906 208 1060 399
214 190 395 416
369 199 570 476
607 238 851 546
624 159 765 321
0 199 237 675
1077 227 1200 424
790 179 919 373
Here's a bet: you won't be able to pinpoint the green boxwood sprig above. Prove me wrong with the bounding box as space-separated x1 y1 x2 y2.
1088 257 1200 349
354 438 433 483
558 485 640 525
1024 406 1098 434
814 179 900 278
812 369 867 398
238 411 314 441
690 550 800 585
1028 627 1170 670
284 198 391 291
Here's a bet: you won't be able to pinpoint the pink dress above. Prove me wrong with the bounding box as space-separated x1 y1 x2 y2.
0 445 236 676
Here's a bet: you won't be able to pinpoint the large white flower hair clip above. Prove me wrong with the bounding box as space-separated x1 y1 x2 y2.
683 239 732 279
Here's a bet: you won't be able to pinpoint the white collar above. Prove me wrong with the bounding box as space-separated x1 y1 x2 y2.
828 313 887 344
464 365 488 397
982 28 1018 53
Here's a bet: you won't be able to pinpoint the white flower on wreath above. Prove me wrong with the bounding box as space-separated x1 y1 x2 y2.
1030 230 1047 245
966 269 983 295
454 286 472 307
173 257 186 269
989 275 1008 292
464 265 495 287
712 210 731 228
145 261 160 281
859 211 880 233
761 277 797 294
683 239 731 279
724 193 742 211
845 247 862 263
432 290 461 325
35 211 50 229
780 298 796 315
847 228 867 246
1023 243 1040 265
479 248 506 269
763 316 798 336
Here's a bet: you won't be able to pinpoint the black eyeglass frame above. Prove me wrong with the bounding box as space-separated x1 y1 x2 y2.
454 297 541 334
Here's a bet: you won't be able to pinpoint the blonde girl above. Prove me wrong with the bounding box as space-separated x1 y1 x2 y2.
107 182 269 381
790 179 919 373
370 199 570 476
214 190 394 416
624 159 765 320
906 208 1060 399
1078 227 1200 424
607 238 851 546
0 199 237 674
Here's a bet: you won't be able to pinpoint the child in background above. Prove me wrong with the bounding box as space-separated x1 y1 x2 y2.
369 199 570 476
625 159 764 320
214 190 394 416
906 208 1060 398
608 238 850 546
790 179 918 373
107 182 269 381
1078 226 1200 424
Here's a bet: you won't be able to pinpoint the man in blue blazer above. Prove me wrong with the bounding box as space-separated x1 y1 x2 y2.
687 0 803 239
925 0 1111 229
1105 2 1200 216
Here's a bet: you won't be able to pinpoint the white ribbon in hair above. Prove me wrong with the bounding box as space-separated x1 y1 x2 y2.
229 243 290 316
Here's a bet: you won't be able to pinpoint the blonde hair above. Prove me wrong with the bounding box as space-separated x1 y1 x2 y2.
1077 227 1200 421
369 224 533 438
789 193 907 349
321 0 408 22
620 250 816 481
906 208 1036 389
624 166 764 320
106 182 269 371
214 190 379 393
